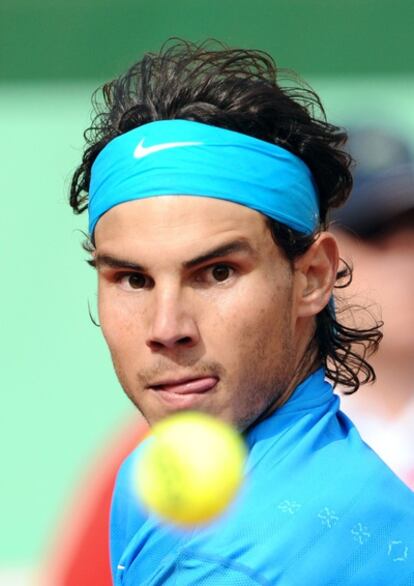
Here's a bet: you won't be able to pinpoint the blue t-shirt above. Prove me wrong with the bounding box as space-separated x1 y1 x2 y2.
110 369 414 585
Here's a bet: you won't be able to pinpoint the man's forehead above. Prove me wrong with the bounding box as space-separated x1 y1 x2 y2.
94 195 270 244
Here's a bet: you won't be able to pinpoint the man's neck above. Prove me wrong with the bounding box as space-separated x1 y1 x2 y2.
246 348 321 433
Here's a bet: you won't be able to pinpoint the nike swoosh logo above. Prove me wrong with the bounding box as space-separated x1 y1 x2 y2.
133 139 202 159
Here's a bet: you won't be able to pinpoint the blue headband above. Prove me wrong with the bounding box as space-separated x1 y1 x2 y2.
88 120 319 235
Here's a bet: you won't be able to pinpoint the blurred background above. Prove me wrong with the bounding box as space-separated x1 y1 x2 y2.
1 1 414 584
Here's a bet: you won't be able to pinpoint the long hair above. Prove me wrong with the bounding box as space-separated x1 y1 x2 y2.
70 39 382 392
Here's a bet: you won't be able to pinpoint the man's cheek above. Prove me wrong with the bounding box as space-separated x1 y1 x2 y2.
101 316 128 353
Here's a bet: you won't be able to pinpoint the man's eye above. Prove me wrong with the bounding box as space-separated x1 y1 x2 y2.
119 273 147 289
211 264 233 282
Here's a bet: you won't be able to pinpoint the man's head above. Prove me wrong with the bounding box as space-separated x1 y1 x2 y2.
70 40 381 428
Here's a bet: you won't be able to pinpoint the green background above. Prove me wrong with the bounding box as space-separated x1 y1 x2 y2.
2 0 414 80
1 0 414 576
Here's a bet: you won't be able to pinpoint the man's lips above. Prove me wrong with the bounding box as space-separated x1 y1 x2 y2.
149 376 219 409
150 376 218 395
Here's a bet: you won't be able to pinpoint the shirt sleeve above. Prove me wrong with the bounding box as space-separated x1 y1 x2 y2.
110 449 147 579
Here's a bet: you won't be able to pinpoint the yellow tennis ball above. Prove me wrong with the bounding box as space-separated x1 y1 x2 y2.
135 411 247 526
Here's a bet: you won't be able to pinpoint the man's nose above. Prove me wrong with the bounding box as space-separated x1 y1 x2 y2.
145 289 200 351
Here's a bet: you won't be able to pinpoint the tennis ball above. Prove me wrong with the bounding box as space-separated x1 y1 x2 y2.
135 411 246 526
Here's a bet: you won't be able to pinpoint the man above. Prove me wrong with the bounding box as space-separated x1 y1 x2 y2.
70 41 414 585
333 128 414 489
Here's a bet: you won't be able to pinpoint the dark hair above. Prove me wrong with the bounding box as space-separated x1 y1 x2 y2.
70 39 382 393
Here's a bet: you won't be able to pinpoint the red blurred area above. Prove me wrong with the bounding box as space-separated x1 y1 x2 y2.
42 415 148 586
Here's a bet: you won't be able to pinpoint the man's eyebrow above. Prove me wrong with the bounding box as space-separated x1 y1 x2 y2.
92 240 256 272
183 239 257 269
93 254 146 271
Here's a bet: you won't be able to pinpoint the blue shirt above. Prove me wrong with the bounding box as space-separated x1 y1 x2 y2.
110 369 414 585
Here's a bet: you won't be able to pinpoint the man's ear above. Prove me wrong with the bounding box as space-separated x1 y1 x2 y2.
294 232 339 318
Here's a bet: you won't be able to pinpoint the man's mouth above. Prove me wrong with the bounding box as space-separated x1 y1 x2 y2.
148 376 219 407
150 376 218 394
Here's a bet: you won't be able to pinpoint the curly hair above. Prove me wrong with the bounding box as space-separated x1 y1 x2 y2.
70 39 382 392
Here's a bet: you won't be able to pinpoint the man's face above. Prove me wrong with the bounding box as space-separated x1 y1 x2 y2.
94 196 307 430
